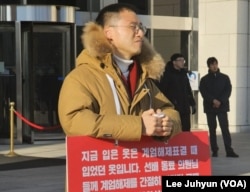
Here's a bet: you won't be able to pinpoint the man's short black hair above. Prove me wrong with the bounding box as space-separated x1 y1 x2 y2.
207 57 218 67
95 3 138 27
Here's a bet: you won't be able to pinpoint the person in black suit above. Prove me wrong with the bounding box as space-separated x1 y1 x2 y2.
157 53 196 132
199 57 238 158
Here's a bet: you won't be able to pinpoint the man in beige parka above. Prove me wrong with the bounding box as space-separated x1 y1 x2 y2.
58 3 182 142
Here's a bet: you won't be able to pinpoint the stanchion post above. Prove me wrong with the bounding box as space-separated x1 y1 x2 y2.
5 102 18 157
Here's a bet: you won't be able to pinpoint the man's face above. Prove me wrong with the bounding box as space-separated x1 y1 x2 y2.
173 57 185 70
208 62 218 73
105 10 145 59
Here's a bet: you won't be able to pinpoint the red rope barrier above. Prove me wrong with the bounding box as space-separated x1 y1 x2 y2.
14 110 61 131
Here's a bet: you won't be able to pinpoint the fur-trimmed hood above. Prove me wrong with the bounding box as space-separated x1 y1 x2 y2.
78 22 166 80
59 22 182 141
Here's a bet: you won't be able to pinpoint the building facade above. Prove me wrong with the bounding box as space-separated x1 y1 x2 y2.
2 0 247 143
0 0 76 143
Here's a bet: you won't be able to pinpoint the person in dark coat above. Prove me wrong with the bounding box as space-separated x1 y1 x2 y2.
157 53 196 132
199 57 238 158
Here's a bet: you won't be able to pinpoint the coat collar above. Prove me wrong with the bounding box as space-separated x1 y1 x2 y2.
208 68 220 76
79 22 166 80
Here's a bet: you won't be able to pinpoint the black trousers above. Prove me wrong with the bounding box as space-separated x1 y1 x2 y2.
206 112 233 153
180 113 191 132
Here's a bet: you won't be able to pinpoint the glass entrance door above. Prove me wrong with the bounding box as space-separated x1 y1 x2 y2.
21 22 74 143
0 23 16 142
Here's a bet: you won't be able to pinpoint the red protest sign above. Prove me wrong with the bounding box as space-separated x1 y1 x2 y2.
66 131 211 192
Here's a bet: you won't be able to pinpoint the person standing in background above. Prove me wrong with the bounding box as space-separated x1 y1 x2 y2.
157 53 196 132
199 57 238 157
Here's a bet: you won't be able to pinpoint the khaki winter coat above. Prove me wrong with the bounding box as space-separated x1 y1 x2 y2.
58 22 182 141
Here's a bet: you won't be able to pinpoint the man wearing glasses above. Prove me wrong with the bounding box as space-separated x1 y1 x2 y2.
58 3 181 142
157 53 196 132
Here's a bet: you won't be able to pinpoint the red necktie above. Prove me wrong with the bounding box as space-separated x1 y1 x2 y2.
127 61 138 98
